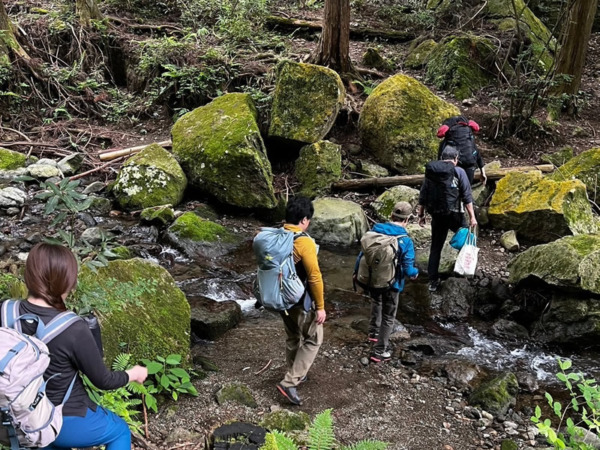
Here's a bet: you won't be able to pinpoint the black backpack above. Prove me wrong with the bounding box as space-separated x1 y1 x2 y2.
438 116 478 167
424 160 459 215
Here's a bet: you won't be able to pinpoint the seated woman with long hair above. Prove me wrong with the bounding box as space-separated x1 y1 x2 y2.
0 243 147 450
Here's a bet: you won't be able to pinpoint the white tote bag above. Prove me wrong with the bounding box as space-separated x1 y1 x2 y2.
454 228 478 277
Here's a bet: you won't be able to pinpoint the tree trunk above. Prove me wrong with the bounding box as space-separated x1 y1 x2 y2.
0 0 30 64
554 0 598 96
312 0 356 77
76 0 103 27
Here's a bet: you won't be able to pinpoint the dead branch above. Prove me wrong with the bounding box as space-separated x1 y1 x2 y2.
69 156 127 181
0 141 59 148
254 359 272 376
99 140 172 161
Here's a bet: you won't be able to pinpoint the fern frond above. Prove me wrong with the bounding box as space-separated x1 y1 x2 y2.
112 353 132 371
260 431 297 450
308 409 336 450
339 440 388 450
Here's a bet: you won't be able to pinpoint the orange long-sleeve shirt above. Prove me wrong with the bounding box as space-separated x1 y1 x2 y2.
283 224 325 310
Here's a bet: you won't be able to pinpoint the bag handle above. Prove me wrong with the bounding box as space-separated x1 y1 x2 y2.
467 227 477 246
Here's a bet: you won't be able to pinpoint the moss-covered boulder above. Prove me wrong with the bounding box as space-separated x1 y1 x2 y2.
295 141 342 198
359 161 389 178
76 258 190 365
469 372 519 416
215 383 257 408
0 148 27 170
308 197 368 246
548 148 600 198
268 61 345 145
112 143 187 211
189 297 242 340
140 205 175 225
362 47 393 71
172 93 276 209
166 211 239 258
260 410 310 432
484 0 555 73
425 34 496 100
508 234 600 294
500 230 519 252
372 185 420 221
541 146 573 167
359 74 460 174
488 171 598 242
405 39 437 69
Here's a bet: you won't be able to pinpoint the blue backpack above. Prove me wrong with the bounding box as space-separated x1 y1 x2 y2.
253 228 307 312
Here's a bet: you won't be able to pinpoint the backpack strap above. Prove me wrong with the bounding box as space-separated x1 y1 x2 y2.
0 407 20 450
1 299 22 331
39 311 81 344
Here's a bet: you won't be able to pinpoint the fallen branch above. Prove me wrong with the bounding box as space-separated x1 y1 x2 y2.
254 359 272 376
99 140 172 161
69 156 127 181
0 141 59 148
332 164 555 191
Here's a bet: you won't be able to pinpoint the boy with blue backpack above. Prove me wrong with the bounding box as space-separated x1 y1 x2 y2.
253 196 325 406
353 202 419 363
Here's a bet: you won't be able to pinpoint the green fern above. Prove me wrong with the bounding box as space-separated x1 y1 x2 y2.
340 441 388 450
260 430 297 450
112 353 132 371
308 409 336 450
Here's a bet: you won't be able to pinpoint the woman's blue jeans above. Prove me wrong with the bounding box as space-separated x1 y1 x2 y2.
42 407 131 450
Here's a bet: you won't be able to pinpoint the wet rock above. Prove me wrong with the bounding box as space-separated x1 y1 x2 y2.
515 372 538 393
82 181 106 194
81 227 108 245
295 141 342 198
0 187 26 206
430 277 475 321
441 358 481 388
76 212 97 228
189 296 242 340
372 185 420 221
140 205 175 226
469 372 519 417
406 335 467 356
88 196 112 215
57 153 83 176
490 319 529 339
215 384 258 408
308 197 368 246
500 231 519 252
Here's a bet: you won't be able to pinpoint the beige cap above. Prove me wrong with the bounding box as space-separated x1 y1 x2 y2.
391 201 413 220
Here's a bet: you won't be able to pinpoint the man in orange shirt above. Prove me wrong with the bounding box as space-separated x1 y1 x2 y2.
276 196 326 406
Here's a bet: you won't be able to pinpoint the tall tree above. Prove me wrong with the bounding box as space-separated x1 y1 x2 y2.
76 0 103 27
312 0 356 77
0 0 30 65
554 0 598 96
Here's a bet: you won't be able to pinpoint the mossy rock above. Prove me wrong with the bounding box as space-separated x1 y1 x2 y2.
359 74 460 174
172 93 276 209
0 274 27 300
469 372 519 416
485 0 555 73
167 212 239 258
508 234 600 293
405 39 437 69
112 143 187 211
268 61 345 145
89 196 112 215
359 161 389 178
548 147 600 198
362 48 393 71
215 383 257 408
488 171 598 242
260 409 310 432
189 297 242 340
76 258 190 365
295 141 342 198
109 246 133 260
140 205 175 225
0 148 27 170
425 34 496 100
308 197 368 246
372 185 420 221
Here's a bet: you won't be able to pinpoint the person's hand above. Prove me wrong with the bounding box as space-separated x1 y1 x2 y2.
315 309 326 324
470 216 478 228
126 365 148 384
418 215 426 227
481 172 488 185
410 274 418 281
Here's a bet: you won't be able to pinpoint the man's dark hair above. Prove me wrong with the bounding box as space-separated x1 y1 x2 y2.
441 145 459 161
285 196 314 224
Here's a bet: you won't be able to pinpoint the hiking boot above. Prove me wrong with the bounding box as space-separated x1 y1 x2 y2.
369 350 392 363
299 375 308 384
276 383 302 405
368 333 379 343
428 279 441 292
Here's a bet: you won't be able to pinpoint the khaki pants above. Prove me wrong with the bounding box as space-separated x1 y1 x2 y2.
280 307 323 387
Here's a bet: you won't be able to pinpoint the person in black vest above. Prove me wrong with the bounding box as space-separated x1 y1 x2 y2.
417 146 477 292
437 116 487 185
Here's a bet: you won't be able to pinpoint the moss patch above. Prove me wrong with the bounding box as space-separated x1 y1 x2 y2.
140 205 175 225
0 274 27 300
405 39 437 69
215 383 257 408
0 148 27 170
469 372 518 416
260 410 310 432
295 140 342 198
172 93 276 209
268 61 345 144
169 212 235 243
372 185 420 221
548 147 600 199
362 48 393 71
359 74 459 174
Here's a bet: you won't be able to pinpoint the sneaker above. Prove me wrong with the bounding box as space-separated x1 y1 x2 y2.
299 375 308 384
369 350 392 363
368 333 379 343
276 383 302 405
428 279 441 292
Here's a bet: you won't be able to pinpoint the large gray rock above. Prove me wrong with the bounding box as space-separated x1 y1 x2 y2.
172 93 276 209
268 61 345 145
189 296 242 340
430 277 475 321
508 234 600 294
489 171 598 242
469 372 519 417
415 234 458 276
0 187 26 207
372 185 420 221
308 198 368 246
295 141 342 198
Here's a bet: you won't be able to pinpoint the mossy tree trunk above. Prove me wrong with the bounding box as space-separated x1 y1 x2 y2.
554 0 598 98
76 0 103 27
0 0 30 65
312 0 357 79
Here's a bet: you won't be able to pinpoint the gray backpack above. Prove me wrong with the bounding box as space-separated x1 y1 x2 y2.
0 300 81 449
253 227 307 311
355 232 405 290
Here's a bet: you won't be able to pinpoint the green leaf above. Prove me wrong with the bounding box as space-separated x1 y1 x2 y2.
160 374 170 389
166 354 181 365
169 368 189 378
553 401 562 416
560 359 572 371
146 362 163 375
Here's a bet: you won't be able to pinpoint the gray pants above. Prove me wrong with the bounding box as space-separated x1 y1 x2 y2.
368 289 400 353
280 307 323 387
